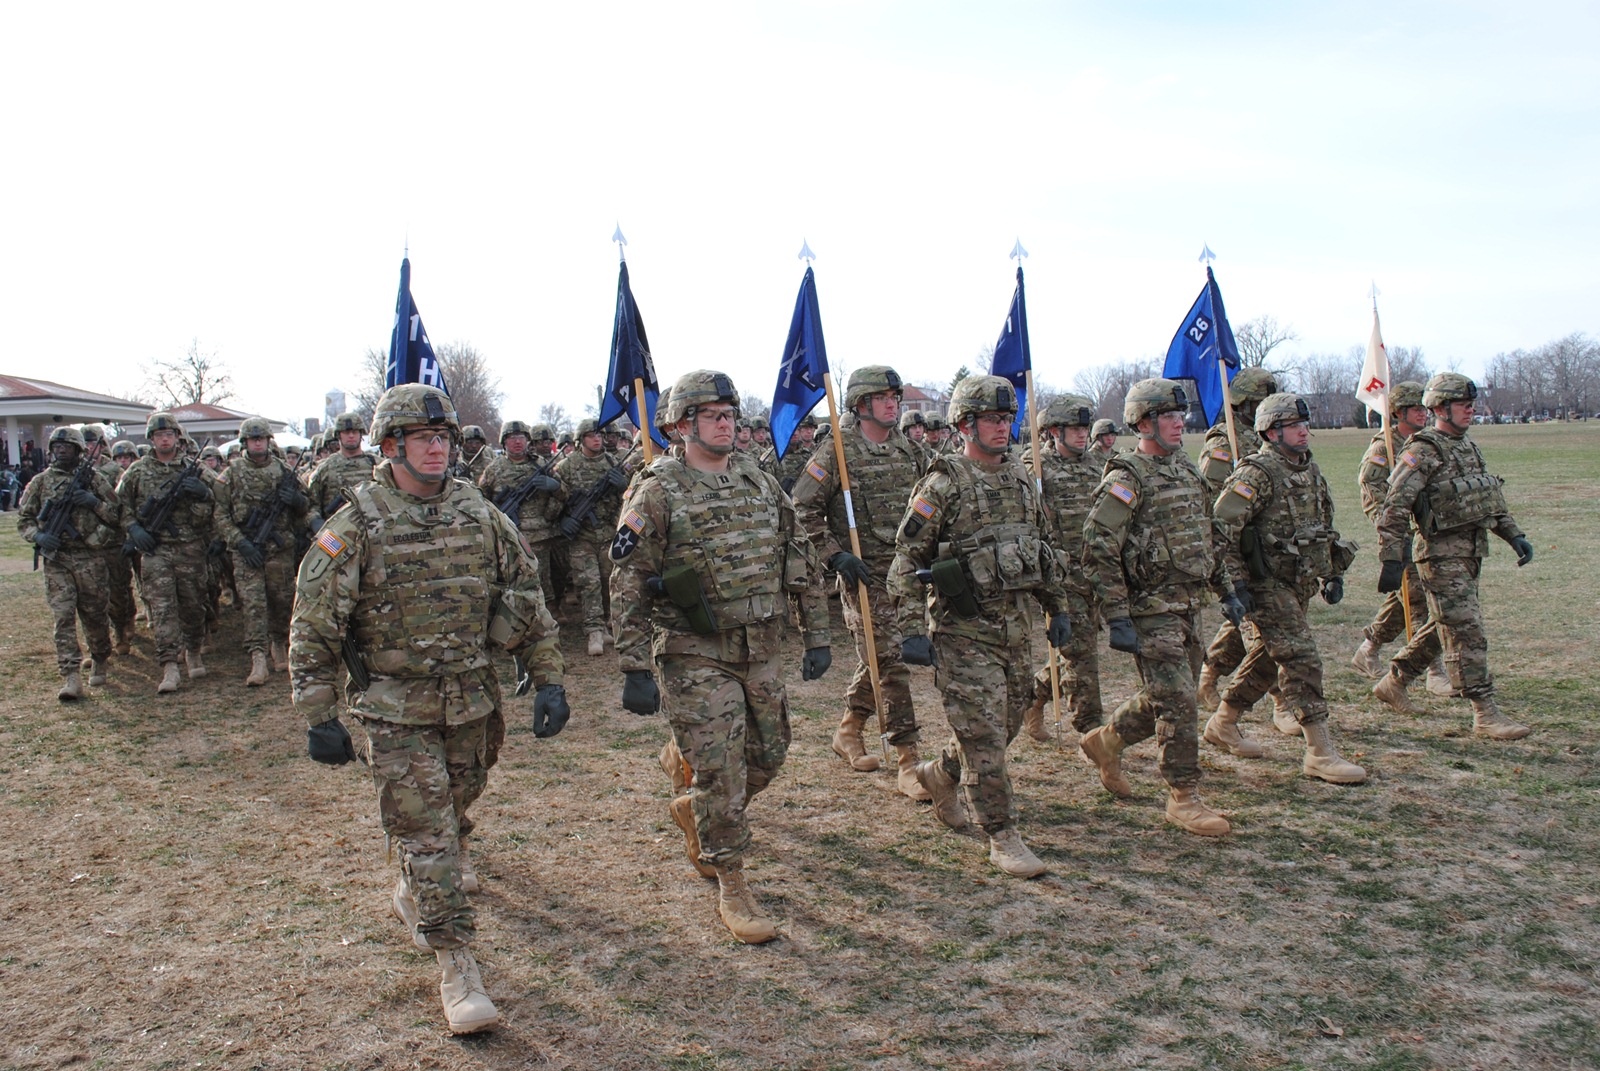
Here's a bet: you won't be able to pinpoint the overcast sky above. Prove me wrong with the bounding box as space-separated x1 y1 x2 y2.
4 1 1595 429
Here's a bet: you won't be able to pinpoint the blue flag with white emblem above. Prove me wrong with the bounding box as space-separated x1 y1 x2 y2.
989 265 1031 441
770 266 828 461
385 257 449 393
1162 266 1240 426
598 261 667 448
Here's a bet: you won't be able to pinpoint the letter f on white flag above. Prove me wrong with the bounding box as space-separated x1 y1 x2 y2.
1355 309 1390 419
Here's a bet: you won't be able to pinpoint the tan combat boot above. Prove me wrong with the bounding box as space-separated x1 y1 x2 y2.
1272 695 1302 736
894 744 931 801
1165 787 1230 836
245 650 269 687
113 628 131 657
1372 667 1422 715
988 827 1047 878
1022 693 1052 743
913 759 970 831
715 862 778 944
391 877 432 950
1079 725 1134 798
458 838 481 895
1301 721 1367 783
670 794 717 878
1350 638 1385 679
88 660 108 687
437 947 500 1033
586 629 606 656
1196 663 1223 711
1426 656 1460 697
830 712 881 772
659 738 691 794
270 640 288 672
1471 697 1531 741
185 649 208 679
157 662 182 694
58 671 83 701
1203 700 1265 758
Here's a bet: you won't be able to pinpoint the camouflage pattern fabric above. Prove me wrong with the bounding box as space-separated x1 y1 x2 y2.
480 454 568 602
1387 558 1486 697
92 456 135 637
1107 610 1205 787
116 455 212 663
1195 418 1262 675
1357 429 1432 648
18 459 117 674
556 448 624 632
306 451 377 523
215 454 307 654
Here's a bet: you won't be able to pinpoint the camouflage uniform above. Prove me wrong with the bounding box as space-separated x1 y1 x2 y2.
307 450 377 529
1357 425 1428 650
479 450 567 605
1196 417 1263 678
91 440 136 645
18 449 120 677
214 448 307 657
554 442 625 636
457 442 493 485
117 452 213 666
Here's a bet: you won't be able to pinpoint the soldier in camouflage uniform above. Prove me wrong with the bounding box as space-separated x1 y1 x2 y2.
1079 379 1245 836
1207 394 1367 783
793 366 931 798
118 412 216 693
215 417 309 685
611 370 831 943
18 426 121 699
85 427 137 653
1194 367 1280 711
455 425 493 484
290 383 567 1034
760 412 817 493
479 421 566 606
899 408 928 447
555 417 629 655
1087 419 1119 467
1018 395 1106 743
751 416 772 451
888 375 1071 878
307 412 377 533
1349 382 1453 694
1370 373 1534 739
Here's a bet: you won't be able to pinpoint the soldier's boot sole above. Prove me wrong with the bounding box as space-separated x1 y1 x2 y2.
1350 639 1385 680
671 795 717 879
437 948 499 1034
1372 670 1422 715
1471 698 1531 741
1165 788 1230 836
1079 726 1134 799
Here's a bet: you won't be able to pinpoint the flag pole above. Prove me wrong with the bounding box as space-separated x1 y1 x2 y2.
1370 289 1411 642
616 226 655 465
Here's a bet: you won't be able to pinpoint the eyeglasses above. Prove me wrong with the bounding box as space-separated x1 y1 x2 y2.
401 428 451 447
696 408 739 424
975 413 1013 428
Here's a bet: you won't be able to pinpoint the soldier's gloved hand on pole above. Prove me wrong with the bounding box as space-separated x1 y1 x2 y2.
1321 577 1344 605
1107 616 1140 654
1511 536 1534 566
1046 613 1072 648
1231 581 1254 616
34 531 62 555
127 523 158 553
1377 560 1405 593
532 684 570 737
802 646 832 680
178 474 212 501
307 719 357 765
1220 591 1247 627
558 515 582 539
604 465 629 490
622 670 660 715
235 539 264 569
827 551 871 591
901 635 936 666
69 488 100 508
532 474 561 494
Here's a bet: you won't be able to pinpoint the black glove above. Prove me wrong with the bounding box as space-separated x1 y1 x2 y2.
1378 560 1405 593
1232 581 1254 616
1046 613 1072 648
307 719 357 765
533 474 562 494
34 531 62 555
1511 536 1534 566
622 670 660 715
558 515 582 539
532 684 570 738
780 477 797 494
802 646 832 680
901 635 936 666
827 551 871 591
308 516 324 536
235 539 264 568
277 483 307 509
70 488 100 508
127 523 157 553
604 465 629 490
1220 592 1247 627
1322 577 1344 605
1108 616 1140 654
179 474 212 501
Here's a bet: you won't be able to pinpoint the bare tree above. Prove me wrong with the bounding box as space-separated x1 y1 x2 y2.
350 340 504 434
1072 358 1159 423
145 338 234 408
1384 345 1432 388
538 402 573 435
973 344 995 374
1296 352 1363 427
351 347 389 427
1235 315 1299 371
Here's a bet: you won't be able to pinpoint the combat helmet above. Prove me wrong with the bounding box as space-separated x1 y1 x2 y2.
1123 378 1190 427
146 411 184 438
1254 392 1311 433
899 410 926 431
499 420 533 444
798 411 818 428
136 444 152 458
238 416 275 441
750 417 769 432
947 375 1018 425
654 387 675 432
48 425 87 452
461 424 487 444
80 423 110 448
1090 418 1119 439
924 413 947 432
1230 367 1280 404
576 417 602 438
557 431 574 448
200 445 223 462
1423 372 1478 408
1040 394 1096 429
529 423 557 443
112 439 136 459
370 383 459 443
844 365 904 410
332 412 367 435
665 370 740 424
1389 381 1426 416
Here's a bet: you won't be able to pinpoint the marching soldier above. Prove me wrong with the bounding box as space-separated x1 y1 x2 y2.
307 412 377 532
555 417 629 655
455 425 493 483
611 370 831 943
479 421 566 605
290 383 567 1034
1206 393 1366 782
83 426 136 654
17 426 121 699
1079 379 1245 836
793 365 931 798
888 375 1071 877
1370 373 1534 739
1087 419 1119 467
760 413 817 493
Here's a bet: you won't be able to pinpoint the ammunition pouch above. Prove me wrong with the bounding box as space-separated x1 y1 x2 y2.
660 564 719 635
929 555 981 619
958 523 1046 598
1421 473 1507 533
1239 526 1271 581
1256 528 1336 584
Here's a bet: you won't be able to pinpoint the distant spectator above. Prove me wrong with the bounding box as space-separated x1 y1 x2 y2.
0 466 19 511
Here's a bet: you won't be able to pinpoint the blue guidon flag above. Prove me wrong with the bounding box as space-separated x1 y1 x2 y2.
598 261 667 448
769 265 828 462
989 265 1031 442
1162 266 1240 427
386 257 449 392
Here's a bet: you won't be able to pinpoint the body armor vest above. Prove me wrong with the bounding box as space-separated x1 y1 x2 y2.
1409 428 1508 533
936 457 1048 601
1110 451 1213 593
654 459 786 630
831 432 923 560
1238 449 1335 583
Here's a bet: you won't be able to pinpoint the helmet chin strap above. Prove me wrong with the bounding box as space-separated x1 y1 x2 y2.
857 404 896 430
395 436 448 490
686 426 735 456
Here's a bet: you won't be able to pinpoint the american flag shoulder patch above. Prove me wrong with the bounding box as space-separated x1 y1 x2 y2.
1109 482 1136 505
1371 453 1389 466
315 529 347 558
1209 448 1231 462
1231 482 1256 500
1399 450 1420 468
912 497 936 519
806 460 828 483
622 509 646 533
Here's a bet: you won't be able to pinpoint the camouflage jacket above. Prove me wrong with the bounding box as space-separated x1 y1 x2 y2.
214 453 308 555
1197 418 1262 497
1377 426 1522 564
554 448 624 539
1358 428 1411 523
479 454 568 541
307 451 377 521
452 444 493 485
17 459 121 552
1018 441 1102 592
289 461 562 727
791 425 926 578
116 454 213 545
1213 444 1343 595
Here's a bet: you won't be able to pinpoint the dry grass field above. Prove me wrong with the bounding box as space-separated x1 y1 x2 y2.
1 422 1597 1071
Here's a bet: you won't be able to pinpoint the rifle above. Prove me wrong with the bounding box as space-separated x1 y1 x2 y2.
32 458 98 570
493 455 560 521
558 464 625 534
132 439 210 552
242 452 306 554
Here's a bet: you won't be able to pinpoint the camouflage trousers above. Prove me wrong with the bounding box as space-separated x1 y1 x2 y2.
103 545 136 635
526 536 559 610
230 548 295 654
838 577 917 745
565 532 612 632
1220 583 1328 726
1391 557 1487 698
1362 561 1436 649
1108 609 1204 789
362 715 492 950
1030 590 1104 733
43 548 110 675
140 541 209 664
661 635 790 868
1202 617 1247 674
929 631 1033 833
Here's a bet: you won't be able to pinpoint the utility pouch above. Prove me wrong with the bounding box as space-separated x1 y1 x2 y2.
1413 494 1434 535
660 564 719 635
930 557 981 619
1240 526 1271 581
341 635 371 692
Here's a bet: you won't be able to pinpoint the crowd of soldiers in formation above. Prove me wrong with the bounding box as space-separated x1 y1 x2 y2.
16 363 1533 1034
